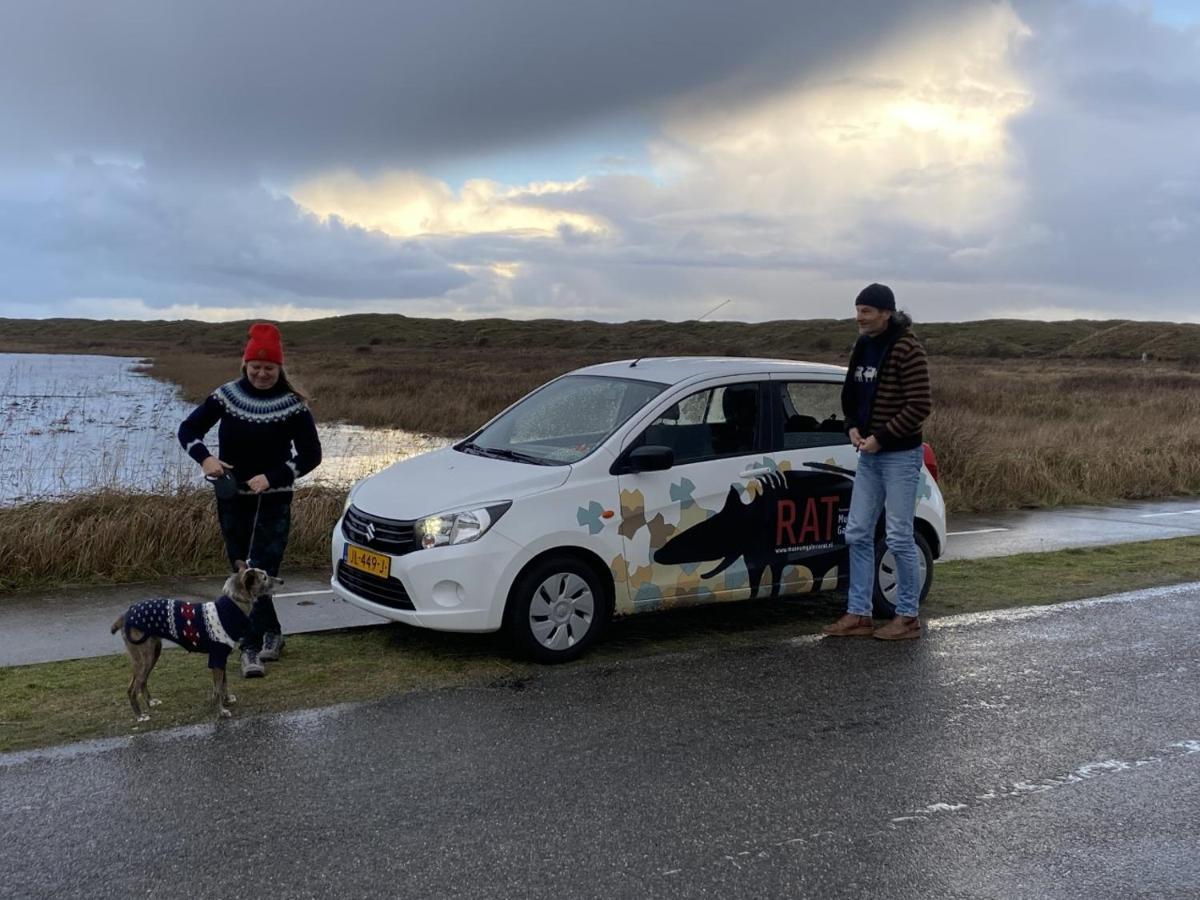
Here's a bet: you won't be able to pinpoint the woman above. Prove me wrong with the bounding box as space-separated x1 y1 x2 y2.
178 323 322 677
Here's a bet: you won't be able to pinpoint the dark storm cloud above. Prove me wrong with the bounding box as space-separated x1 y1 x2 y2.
0 0 960 174
0 159 468 306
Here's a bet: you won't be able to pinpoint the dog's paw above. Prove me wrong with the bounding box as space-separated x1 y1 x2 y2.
136 714 151 723
226 692 237 704
219 707 233 718
148 698 162 707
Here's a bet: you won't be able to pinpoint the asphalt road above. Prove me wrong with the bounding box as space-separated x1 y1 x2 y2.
942 496 1200 560
3 583 1198 899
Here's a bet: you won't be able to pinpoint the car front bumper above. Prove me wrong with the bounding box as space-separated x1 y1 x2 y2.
330 517 521 633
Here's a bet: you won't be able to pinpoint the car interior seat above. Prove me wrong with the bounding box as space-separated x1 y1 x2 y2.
712 385 758 455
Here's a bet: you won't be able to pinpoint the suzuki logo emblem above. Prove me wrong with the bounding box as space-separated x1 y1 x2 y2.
365 522 376 542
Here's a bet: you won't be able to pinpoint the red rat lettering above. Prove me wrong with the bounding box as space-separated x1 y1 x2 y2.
777 499 797 545
797 497 822 543
821 495 840 541
778 495 843 545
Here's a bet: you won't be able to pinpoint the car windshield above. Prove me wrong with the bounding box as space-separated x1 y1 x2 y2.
460 374 668 465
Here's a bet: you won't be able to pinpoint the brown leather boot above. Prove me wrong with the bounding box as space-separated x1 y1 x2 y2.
873 615 922 640
822 613 875 637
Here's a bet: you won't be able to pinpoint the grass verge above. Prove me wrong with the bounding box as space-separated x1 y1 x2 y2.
5 535 1200 754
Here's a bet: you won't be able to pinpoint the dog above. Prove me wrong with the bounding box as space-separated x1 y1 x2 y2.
110 561 284 720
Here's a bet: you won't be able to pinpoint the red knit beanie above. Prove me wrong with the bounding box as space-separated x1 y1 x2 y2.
243 323 284 365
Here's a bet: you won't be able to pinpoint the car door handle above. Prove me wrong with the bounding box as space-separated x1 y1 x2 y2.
739 467 773 478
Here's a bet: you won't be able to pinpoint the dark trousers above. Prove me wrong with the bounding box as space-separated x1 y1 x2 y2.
217 492 292 652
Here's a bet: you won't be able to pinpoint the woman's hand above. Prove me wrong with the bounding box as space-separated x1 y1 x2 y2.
859 435 882 454
202 456 232 478
247 474 270 493
848 427 863 449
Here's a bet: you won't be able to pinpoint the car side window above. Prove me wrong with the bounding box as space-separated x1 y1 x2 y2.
635 383 762 464
776 382 849 449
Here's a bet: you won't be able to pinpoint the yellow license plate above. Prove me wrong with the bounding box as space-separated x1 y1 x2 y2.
345 544 390 579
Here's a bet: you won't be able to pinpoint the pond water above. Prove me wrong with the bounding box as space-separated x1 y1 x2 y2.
0 353 451 506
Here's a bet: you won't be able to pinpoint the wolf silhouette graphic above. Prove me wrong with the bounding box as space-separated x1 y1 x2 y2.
654 466 854 600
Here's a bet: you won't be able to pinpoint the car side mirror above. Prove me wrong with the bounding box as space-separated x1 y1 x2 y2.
628 445 675 473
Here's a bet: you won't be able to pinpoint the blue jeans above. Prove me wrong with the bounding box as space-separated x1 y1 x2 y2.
845 446 924 618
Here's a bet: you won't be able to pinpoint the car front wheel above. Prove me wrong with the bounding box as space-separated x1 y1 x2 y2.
506 556 608 663
872 531 934 618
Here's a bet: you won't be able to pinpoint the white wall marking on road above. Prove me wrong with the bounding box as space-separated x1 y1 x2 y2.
946 527 1010 536
679 741 1200 876
890 739 1200 825
925 580 1200 631
911 802 968 814
276 589 334 598
1139 509 1200 518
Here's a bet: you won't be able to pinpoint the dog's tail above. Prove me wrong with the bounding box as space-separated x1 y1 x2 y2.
110 614 124 635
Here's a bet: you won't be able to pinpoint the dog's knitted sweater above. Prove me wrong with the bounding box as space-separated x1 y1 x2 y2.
123 596 251 669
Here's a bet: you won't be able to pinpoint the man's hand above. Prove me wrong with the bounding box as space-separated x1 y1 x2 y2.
859 435 882 454
247 474 270 493
848 427 863 448
201 456 232 478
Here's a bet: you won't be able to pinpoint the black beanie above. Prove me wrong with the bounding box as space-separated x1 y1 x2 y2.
855 283 895 311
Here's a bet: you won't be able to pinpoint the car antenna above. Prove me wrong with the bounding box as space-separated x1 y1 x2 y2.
629 298 732 368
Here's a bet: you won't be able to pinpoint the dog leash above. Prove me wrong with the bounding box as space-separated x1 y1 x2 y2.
245 493 263 568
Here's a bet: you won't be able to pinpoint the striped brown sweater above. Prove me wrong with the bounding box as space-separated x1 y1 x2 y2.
841 324 932 452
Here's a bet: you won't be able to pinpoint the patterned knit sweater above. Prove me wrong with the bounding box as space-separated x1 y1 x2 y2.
841 324 932 452
122 596 251 669
178 377 322 493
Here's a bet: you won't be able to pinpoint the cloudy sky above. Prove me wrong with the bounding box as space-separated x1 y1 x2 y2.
0 0 1197 324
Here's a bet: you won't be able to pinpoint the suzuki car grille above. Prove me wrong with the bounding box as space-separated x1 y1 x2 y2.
335 561 416 611
342 505 418 555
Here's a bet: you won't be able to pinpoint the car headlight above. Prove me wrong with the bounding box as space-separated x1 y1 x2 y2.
416 502 511 550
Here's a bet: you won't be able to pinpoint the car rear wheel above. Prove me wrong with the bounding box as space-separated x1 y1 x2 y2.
872 531 933 618
506 556 608 663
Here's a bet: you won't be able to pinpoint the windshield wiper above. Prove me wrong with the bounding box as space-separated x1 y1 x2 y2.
458 441 490 457
459 443 556 465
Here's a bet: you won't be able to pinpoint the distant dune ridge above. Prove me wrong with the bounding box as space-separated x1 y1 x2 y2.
3 313 1199 363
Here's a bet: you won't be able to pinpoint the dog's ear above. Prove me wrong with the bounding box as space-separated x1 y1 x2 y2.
234 560 248 573
241 568 269 597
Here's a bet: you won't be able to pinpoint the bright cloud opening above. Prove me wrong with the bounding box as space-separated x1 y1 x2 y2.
291 170 609 239
653 3 1033 244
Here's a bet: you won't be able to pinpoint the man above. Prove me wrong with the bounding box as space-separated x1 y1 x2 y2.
823 283 932 640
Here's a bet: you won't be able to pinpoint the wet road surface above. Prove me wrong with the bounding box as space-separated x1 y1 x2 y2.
3 583 1198 898
942 496 1200 560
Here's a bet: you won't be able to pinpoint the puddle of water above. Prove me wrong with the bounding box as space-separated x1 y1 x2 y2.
0 353 450 506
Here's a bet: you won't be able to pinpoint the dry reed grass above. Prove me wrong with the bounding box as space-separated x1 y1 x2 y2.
927 360 1200 510
0 486 344 591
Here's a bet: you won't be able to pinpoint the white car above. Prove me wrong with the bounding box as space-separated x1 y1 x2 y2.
331 357 947 662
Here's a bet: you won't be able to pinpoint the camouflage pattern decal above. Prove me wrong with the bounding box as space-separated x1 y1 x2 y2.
576 501 607 535
918 469 933 502
618 489 647 539
669 477 696 508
